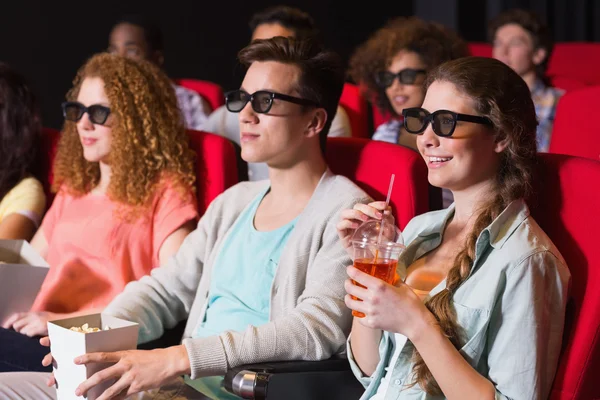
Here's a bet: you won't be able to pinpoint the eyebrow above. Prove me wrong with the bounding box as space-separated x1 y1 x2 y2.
239 88 297 96
499 34 528 41
77 101 111 107
239 88 278 93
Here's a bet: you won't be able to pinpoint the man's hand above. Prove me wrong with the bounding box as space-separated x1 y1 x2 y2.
74 345 191 400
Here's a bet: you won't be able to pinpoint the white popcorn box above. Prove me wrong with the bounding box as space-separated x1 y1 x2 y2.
0 239 49 324
48 314 139 400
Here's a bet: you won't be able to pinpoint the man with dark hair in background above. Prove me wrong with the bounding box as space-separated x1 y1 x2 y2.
203 5 352 181
248 5 322 41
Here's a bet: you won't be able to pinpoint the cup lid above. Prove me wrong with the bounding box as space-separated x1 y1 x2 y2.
350 218 404 248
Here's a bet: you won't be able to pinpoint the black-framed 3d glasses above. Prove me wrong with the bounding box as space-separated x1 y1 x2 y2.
225 90 319 114
375 68 427 88
402 107 493 137
62 102 111 125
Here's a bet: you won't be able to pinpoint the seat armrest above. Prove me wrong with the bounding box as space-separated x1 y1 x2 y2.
224 357 363 400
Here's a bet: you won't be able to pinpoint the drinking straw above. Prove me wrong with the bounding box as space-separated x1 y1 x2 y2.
373 174 395 263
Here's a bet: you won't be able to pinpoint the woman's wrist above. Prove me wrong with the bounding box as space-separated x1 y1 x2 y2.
405 308 440 344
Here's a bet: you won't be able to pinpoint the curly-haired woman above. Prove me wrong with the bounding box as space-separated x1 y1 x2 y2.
349 17 468 151
0 53 199 372
0 63 46 241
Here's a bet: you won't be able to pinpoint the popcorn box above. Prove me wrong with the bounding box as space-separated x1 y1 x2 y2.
48 314 139 400
0 239 49 324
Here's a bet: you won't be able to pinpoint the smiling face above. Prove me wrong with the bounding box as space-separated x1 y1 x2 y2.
237 61 321 168
384 50 428 115
416 80 503 192
76 77 113 164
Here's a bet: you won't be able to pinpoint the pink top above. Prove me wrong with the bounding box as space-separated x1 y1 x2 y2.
31 182 198 313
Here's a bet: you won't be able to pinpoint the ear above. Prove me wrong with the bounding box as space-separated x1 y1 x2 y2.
494 137 510 154
532 47 547 66
304 108 328 139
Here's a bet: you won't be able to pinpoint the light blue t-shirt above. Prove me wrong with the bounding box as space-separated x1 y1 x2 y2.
187 187 297 398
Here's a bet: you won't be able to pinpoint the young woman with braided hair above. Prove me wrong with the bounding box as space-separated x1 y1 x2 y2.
338 57 570 399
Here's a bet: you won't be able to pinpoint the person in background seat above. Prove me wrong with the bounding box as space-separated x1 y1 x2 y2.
0 63 46 241
349 17 468 153
490 8 563 152
108 14 211 130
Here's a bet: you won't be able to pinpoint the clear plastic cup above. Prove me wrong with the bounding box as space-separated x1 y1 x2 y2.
350 218 405 318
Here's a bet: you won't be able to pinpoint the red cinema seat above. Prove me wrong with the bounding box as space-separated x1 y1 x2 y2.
530 154 600 400
549 85 600 162
187 130 239 215
175 79 225 112
326 137 440 230
547 43 600 86
339 83 370 138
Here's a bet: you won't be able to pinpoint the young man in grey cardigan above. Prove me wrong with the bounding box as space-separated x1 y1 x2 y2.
0 37 371 399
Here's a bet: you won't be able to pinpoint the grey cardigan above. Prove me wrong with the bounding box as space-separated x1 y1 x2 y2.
104 169 371 379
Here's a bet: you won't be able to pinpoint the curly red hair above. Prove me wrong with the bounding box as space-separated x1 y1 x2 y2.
53 53 196 215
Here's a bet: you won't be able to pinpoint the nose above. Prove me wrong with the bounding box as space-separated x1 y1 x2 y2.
77 112 94 131
416 121 439 150
239 100 259 126
115 47 128 58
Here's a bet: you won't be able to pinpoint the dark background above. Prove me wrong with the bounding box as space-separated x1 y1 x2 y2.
1 0 598 129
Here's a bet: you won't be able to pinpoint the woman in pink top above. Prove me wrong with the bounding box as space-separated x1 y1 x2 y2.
0 53 199 372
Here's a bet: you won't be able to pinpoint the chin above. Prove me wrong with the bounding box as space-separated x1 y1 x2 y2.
240 150 265 164
392 106 406 116
83 155 101 163
428 174 471 193
427 173 452 190
428 180 448 190
83 151 108 163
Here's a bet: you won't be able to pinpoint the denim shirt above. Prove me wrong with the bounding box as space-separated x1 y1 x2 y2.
372 120 403 144
531 79 564 153
348 199 571 400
